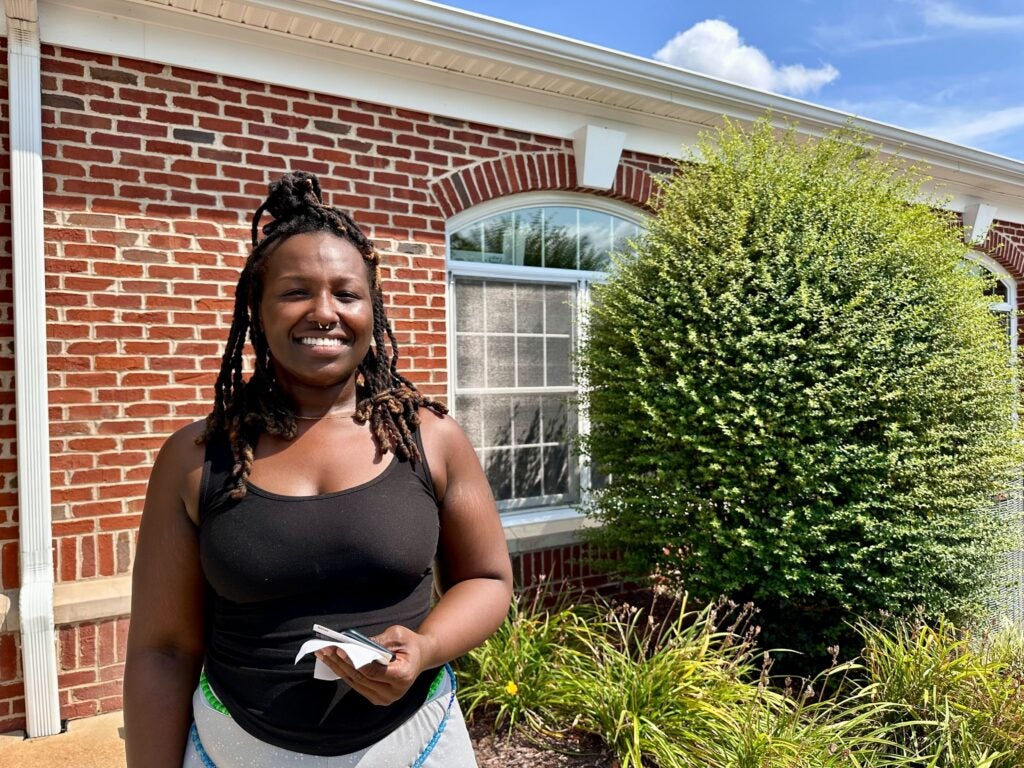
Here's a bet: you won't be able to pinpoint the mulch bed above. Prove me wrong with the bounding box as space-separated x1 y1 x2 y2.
469 716 616 768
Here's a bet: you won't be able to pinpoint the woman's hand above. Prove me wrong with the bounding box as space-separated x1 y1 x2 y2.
315 624 432 706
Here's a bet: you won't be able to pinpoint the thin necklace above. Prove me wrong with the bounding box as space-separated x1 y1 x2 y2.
291 410 357 420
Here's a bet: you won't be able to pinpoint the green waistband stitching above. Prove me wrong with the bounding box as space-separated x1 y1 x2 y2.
425 666 446 700
200 669 232 717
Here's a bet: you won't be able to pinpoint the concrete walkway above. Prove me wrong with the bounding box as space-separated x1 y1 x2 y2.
0 712 126 768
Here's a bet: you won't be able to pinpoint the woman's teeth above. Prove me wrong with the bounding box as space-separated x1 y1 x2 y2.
298 337 343 347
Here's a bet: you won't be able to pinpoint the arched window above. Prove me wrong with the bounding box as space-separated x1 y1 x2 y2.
447 193 645 518
964 251 1017 355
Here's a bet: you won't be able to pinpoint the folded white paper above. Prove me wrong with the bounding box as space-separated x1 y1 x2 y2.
294 639 391 681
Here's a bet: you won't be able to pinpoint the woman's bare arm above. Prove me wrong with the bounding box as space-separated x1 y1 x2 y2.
123 423 207 767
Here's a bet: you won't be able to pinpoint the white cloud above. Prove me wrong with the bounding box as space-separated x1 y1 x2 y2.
917 0 1024 30
919 105 1024 146
653 20 838 96
830 94 1024 156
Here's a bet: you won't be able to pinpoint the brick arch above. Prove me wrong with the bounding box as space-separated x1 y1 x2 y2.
429 151 655 219
979 224 1024 289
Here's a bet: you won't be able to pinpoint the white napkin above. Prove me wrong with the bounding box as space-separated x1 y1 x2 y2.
294 639 392 681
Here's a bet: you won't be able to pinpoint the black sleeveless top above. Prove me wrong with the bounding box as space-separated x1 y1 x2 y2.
198 431 441 755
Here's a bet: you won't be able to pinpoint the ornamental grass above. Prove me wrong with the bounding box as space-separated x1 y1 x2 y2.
458 589 1024 768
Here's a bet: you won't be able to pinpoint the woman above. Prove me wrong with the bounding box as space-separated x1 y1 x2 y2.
124 171 513 767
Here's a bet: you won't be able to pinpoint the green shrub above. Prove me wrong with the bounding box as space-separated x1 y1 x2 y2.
579 119 1023 651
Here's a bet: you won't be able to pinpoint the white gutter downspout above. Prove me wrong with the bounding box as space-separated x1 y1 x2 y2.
6 0 61 737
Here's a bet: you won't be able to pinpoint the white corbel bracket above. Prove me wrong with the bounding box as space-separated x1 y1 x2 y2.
962 201 997 245
572 123 626 190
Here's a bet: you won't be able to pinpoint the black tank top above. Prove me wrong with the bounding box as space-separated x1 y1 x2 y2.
198 430 441 755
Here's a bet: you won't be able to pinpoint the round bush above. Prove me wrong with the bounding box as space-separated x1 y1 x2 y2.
580 121 1023 646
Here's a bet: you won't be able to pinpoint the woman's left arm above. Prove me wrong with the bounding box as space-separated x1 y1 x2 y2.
316 411 513 704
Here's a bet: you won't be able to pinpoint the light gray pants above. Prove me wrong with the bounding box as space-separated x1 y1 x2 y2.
183 669 477 768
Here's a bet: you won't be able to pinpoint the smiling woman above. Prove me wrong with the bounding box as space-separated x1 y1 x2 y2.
122 172 513 768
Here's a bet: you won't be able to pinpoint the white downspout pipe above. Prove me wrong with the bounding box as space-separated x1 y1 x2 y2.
6 0 61 737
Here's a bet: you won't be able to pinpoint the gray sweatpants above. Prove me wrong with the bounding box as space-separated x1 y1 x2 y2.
182 670 477 767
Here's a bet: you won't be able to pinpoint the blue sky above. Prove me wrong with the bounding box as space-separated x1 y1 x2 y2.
439 0 1024 162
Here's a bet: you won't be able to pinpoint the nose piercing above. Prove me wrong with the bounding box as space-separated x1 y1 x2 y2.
316 322 334 331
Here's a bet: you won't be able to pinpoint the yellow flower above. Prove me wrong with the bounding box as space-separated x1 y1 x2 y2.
504 681 519 696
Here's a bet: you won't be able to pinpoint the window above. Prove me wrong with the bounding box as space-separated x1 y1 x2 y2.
447 195 644 517
964 251 1017 354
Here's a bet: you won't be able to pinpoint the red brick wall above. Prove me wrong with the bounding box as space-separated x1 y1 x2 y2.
0 43 653 733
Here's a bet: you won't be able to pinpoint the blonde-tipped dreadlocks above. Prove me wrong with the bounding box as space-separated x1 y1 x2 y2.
200 171 447 499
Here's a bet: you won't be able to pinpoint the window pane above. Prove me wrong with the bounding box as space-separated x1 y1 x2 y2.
482 213 515 265
545 285 573 335
543 207 578 269
514 447 543 498
484 448 512 501
483 397 511 448
484 281 514 334
516 208 544 268
455 280 484 332
455 395 483 449
517 336 544 387
453 207 640 273
450 223 482 262
541 395 572 443
486 335 515 387
579 209 611 271
612 218 638 258
513 396 542 444
543 444 570 496
546 337 572 386
456 335 484 388
516 284 544 334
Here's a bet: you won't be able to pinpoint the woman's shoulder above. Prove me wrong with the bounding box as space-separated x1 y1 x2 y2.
151 419 211 524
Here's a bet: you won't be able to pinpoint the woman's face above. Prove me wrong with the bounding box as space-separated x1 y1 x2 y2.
257 231 374 394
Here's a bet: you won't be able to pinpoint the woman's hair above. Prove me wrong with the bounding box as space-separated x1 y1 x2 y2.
200 170 447 499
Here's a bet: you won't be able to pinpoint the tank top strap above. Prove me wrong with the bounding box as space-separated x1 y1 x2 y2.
410 420 439 506
198 432 237 524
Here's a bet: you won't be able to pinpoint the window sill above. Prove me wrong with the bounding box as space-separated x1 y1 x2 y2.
501 506 597 554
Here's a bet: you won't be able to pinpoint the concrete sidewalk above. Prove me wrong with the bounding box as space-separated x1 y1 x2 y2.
0 712 126 768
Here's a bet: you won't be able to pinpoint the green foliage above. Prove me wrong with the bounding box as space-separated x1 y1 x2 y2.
549 597 757 767
579 119 1023 639
855 617 1024 766
456 588 589 733
460 593 1024 767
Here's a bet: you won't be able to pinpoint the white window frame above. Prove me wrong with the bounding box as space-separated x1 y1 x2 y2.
967 250 1018 359
446 193 644 542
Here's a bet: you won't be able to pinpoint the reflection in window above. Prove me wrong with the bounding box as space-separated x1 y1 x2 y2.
449 207 640 271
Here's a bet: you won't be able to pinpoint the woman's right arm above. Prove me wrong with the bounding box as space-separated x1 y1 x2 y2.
124 424 207 767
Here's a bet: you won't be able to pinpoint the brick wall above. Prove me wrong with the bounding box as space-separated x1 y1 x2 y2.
0 43 653 733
